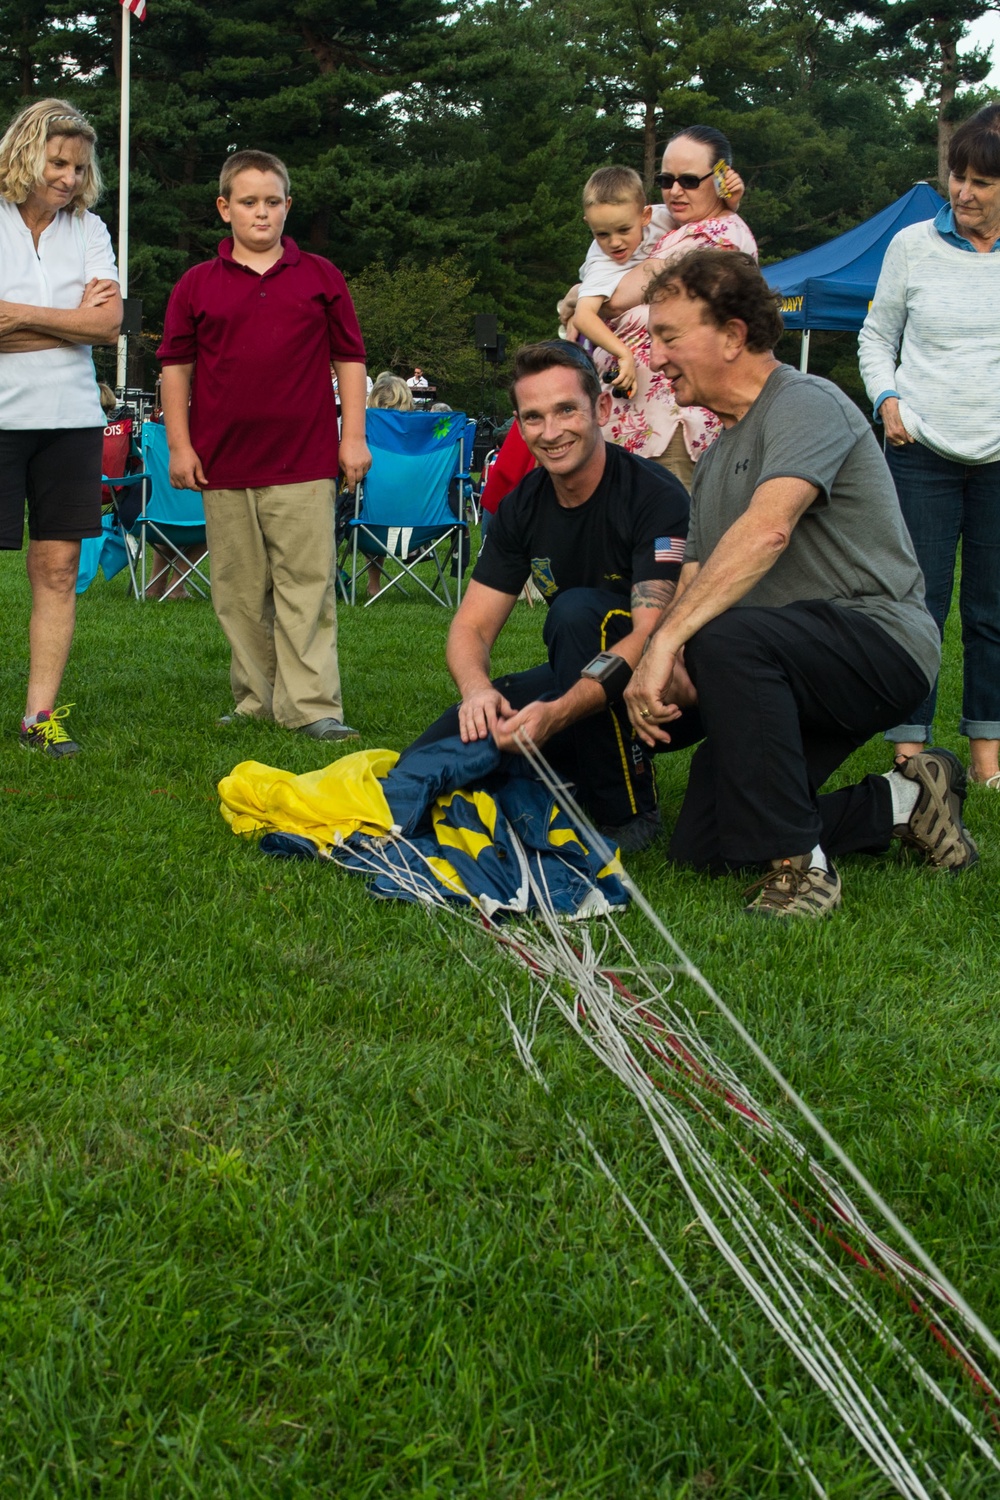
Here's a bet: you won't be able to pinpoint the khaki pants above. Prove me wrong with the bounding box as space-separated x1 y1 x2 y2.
202 480 342 729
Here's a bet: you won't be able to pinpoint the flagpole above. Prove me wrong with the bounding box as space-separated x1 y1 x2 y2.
116 1 131 392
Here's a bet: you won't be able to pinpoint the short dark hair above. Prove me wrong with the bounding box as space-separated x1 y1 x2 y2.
646 249 783 353
509 341 602 409
219 149 290 199
948 103 1000 179
667 124 732 167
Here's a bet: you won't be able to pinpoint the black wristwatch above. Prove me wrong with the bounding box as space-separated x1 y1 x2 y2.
580 651 633 704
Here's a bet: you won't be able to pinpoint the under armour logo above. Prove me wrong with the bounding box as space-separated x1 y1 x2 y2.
734 458 749 475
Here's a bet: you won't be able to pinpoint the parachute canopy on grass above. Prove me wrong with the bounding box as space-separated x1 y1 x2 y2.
762 183 946 332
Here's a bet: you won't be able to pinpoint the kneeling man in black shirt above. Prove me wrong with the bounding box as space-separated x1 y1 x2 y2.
432 339 699 852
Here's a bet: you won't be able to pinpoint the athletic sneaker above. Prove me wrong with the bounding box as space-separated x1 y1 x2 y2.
598 807 661 855
744 856 842 919
19 705 81 758
895 747 979 872
296 718 360 742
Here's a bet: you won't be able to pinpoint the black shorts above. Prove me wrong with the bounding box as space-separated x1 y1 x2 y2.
0 427 104 550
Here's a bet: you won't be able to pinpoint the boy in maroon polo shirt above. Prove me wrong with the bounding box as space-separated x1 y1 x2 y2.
158 149 370 740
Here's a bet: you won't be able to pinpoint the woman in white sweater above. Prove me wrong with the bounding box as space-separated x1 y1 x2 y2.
859 102 1000 790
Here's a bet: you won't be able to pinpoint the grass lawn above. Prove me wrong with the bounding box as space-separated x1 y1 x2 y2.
1 550 998 1498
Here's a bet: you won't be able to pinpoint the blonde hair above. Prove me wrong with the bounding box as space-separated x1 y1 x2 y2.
0 98 100 212
583 165 645 211
219 149 290 200
367 374 414 411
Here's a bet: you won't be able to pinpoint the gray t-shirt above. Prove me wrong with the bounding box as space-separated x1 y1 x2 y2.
688 363 940 684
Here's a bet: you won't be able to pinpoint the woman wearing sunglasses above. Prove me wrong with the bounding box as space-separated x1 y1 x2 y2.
594 126 757 489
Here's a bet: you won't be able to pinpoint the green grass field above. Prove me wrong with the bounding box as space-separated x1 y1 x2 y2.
1 551 998 1498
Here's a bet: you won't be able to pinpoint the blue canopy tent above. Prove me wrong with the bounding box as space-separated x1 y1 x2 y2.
762 183 945 370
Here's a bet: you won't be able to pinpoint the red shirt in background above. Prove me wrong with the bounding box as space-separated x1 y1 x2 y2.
480 421 535 515
157 237 365 490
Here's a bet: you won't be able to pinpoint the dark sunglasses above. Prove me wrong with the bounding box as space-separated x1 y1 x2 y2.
653 170 715 191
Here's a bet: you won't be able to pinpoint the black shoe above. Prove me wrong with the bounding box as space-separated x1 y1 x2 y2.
598 807 661 855
895 747 978 873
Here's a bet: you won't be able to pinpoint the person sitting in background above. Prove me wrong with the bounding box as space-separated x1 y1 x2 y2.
406 366 429 389
369 372 414 410
859 100 1000 791
363 375 416 597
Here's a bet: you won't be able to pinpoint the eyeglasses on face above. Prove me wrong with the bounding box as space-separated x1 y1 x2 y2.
653 170 715 191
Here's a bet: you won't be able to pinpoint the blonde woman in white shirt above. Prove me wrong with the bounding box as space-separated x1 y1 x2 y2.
0 98 122 757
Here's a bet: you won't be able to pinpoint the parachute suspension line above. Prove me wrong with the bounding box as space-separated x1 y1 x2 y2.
328 745 1000 1493
513 730 1000 1370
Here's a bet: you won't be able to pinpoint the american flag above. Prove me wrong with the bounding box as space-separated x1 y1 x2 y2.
655 536 686 564
121 0 146 19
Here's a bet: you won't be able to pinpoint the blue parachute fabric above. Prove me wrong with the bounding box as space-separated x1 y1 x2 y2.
377 732 505 835
259 832 321 860
252 728 628 917
331 732 628 916
495 778 629 914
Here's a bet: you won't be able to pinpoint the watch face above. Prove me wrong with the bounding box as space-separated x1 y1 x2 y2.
582 652 617 681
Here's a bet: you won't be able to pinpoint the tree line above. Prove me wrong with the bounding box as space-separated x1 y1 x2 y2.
0 0 995 410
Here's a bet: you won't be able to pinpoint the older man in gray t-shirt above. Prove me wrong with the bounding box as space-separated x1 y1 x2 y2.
624 250 977 918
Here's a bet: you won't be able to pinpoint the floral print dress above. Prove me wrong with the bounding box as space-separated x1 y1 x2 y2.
593 213 758 462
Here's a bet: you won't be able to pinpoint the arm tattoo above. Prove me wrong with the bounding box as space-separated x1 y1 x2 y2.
631 578 676 612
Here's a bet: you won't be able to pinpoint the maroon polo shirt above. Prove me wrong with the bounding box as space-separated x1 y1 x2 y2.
157 237 366 489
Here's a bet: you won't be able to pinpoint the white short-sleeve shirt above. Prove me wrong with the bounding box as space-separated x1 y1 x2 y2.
0 199 119 429
577 204 675 301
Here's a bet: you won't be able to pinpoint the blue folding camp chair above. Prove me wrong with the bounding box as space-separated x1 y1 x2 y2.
76 413 148 593
344 409 473 608
457 417 479 527
125 421 211 601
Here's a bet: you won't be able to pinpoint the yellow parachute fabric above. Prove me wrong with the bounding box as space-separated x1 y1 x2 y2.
218 749 399 845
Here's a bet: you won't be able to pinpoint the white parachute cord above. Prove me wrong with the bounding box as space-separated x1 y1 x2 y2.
327 788 995 1487
531 921 1000 1483
432 863 981 1494
514 731 1000 1368
418 841 997 1475
516 856 938 1496
499 987 830 1500
601 917 999 1414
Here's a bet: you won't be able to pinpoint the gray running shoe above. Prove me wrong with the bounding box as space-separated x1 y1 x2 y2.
296 718 361 742
744 856 842 919
895 747 978 873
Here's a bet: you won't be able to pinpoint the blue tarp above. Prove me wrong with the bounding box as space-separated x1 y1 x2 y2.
762 183 946 332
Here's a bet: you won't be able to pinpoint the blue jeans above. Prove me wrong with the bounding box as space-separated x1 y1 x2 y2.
885 439 1000 742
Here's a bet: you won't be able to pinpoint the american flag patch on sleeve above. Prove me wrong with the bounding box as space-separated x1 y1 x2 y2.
655 536 686 564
